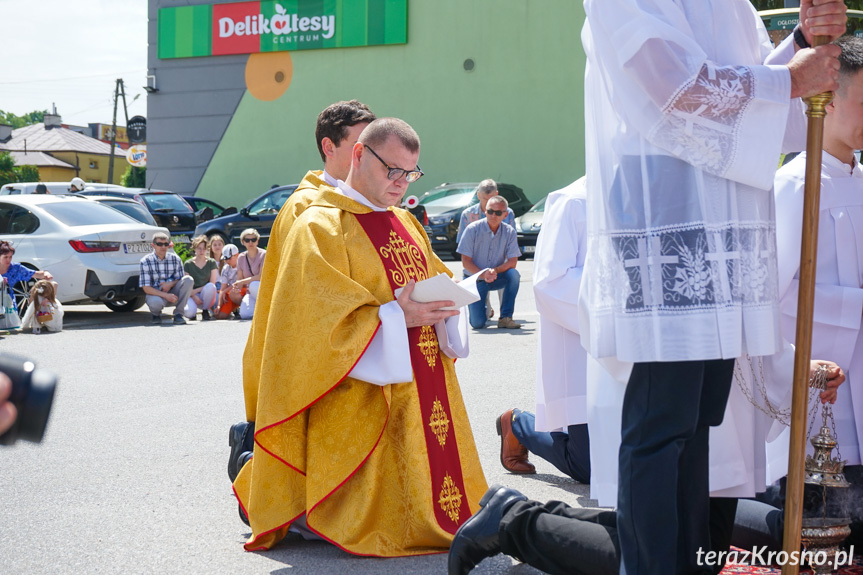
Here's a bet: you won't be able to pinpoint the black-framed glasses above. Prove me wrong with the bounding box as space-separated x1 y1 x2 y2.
364 145 424 183
153 241 170 247
486 209 505 216
242 237 258 243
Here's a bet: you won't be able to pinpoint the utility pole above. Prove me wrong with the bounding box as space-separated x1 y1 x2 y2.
107 79 130 184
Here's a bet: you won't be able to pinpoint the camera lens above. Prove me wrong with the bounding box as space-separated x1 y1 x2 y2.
0 354 58 445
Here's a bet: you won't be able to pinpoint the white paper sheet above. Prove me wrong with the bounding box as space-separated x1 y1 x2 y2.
393 270 486 310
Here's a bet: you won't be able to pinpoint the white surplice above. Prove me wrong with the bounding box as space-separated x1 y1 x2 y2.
580 0 806 363
533 179 588 432
766 152 863 478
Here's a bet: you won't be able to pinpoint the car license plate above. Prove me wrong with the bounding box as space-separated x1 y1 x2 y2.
124 242 153 254
524 246 536 253
172 234 191 244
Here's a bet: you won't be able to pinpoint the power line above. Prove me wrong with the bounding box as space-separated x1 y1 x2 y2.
0 70 146 86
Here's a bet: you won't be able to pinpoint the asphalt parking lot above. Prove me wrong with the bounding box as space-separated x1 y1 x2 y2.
0 259 596 575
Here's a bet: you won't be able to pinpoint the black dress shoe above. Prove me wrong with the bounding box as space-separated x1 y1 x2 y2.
228 421 255 482
447 484 527 575
237 451 253 526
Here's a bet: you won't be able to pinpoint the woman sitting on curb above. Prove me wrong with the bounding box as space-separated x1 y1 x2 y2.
1 240 54 316
183 235 219 321
234 228 266 320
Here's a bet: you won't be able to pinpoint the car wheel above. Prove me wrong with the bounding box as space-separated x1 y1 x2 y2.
11 270 38 320
104 296 146 313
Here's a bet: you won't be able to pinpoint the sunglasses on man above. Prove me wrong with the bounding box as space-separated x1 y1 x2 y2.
486 209 506 216
153 241 171 247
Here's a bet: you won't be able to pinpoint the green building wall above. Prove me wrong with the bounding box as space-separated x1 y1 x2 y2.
194 1 586 206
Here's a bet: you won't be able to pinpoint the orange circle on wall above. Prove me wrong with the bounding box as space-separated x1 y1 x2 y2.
245 52 293 101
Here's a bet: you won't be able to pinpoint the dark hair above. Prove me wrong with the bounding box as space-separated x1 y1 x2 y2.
0 240 14 256
358 117 420 154
34 184 48 194
836 35 863 92
315 100 377 162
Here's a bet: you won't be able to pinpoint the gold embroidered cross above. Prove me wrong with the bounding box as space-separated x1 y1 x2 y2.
417 325 438 370
429 399 450 448
438 474 463 524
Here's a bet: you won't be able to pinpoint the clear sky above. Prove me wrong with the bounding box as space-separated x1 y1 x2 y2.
0 0 148 128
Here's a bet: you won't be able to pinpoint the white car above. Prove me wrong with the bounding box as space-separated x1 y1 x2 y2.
0 194 170 316
0 182 126 195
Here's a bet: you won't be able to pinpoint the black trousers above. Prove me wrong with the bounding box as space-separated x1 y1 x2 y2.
499 497 739 575
617 359 735 575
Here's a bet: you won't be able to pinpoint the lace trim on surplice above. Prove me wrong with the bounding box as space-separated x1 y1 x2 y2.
652 62 754 177
589 223 777 314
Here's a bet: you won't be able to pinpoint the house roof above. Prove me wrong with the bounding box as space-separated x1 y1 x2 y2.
0 123 124 156
7 151 75 169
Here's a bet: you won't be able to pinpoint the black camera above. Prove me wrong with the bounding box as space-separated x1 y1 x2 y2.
0 354 57 445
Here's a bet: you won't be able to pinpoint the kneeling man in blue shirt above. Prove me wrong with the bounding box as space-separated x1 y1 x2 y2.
457 196 522 329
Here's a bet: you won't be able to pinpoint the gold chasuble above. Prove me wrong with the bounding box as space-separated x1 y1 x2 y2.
242 170 331 422
233 189 487 555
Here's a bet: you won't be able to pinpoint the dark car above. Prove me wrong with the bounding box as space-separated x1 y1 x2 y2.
183 196 234 224
514 196 546 259
83 195 160 227
76 188 197 244
420 182 532 257
193 185 299 248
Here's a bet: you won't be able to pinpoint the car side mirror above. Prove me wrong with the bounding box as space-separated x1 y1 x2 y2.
239 207 249 217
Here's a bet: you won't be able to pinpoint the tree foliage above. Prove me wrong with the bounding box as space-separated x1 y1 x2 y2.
0 109 46 129
17 165 39 182
0 151 40 187
121 165 146 188
0 152 15 187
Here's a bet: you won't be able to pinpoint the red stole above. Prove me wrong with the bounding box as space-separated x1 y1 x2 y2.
354 210 469 533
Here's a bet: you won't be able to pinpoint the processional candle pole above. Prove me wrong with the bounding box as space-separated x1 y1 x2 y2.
781 33 832 575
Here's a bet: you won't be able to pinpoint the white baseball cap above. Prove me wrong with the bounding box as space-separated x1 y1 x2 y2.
221 244 239 260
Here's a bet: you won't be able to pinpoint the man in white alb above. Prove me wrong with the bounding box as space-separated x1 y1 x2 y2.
495 177 592 481
578 2 846 574
447 1 849 574
762 33 863 547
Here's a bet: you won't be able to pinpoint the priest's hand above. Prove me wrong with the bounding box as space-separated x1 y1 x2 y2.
788 43 841 99
799 0 847 46
397 280 459 327
810 359 845 404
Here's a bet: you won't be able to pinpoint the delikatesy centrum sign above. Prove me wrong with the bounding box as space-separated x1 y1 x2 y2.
158 0 408 59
